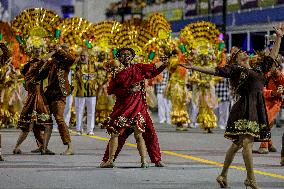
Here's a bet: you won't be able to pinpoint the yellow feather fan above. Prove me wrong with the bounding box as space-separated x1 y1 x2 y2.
180 21 220 55
89 20 122 50
112 18 154 56
11 8 61 38
61 17 93 48
147 13 171 40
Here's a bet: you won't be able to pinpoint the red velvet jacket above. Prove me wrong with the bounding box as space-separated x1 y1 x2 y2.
107 63 166 132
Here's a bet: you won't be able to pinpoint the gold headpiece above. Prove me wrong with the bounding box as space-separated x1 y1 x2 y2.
180 21 220 54
11 8 62 54
11 8 61 38
180 21 221 66
90 20 121 51
61 17 93 49
147 13 171 40
112 18 154 56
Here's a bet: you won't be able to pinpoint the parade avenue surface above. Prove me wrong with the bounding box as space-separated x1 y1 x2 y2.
0 118 283 189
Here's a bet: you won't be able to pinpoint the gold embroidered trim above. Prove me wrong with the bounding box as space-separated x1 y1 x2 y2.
224 119 270 141
113 113 146 128
224 132 270 142
30 110 51 121
234 119 266 134
105 113 146 134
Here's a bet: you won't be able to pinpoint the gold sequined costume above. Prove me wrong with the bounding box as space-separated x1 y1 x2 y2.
166 56 190 126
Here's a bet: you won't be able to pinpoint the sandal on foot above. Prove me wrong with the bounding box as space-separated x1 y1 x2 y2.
13 149 22 154
155 161 165 167
216 175 228 188
100 162 115 168
141 162 149 168
244 179 261 189
41 149 55 155
31 148 42 153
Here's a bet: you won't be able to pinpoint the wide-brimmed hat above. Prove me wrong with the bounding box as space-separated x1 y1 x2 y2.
227 46 242 64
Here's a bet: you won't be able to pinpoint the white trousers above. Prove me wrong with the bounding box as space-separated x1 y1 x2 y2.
157 94 171 123
189 100 199 126
75 97 96 133
52 95 74 129
215 101 230 127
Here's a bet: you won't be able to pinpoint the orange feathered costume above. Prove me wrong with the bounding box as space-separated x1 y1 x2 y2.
263 71 284 124
260 71 284 149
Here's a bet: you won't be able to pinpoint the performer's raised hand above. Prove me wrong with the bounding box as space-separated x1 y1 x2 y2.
277 85 284 94
179 58 193 69
271 23 284 59
153 55 169 69
274 23 284 38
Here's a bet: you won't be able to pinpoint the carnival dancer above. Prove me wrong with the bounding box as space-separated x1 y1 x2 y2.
96 81 114 128
252 39 284 157
155 68 171 124
0 43 10 161
13 44 55 155
0 50 22 129
265 25 284 166
96 70 114 128
187 70 199 129
73 50 97 135
42 44 76 155
0 43 12 128
95 55 113 127
180 44 278 188
100 48 168 168
166 54 190 131
49 71 74 132
215 78 231 130
189 54 219 133
253 61 283 154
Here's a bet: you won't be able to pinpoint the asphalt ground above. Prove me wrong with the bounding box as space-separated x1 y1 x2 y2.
0 116 284 189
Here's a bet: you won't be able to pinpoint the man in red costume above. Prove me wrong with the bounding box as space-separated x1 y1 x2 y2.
100 48 168 168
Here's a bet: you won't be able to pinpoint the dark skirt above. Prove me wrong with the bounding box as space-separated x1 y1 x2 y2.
225 92 271 142
18 85 52 132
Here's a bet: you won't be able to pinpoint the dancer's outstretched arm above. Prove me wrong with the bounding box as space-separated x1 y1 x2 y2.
179 59 216 75
270 23 284 59
154 56 169 69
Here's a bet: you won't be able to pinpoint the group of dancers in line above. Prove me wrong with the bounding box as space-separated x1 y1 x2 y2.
0 23 284 189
